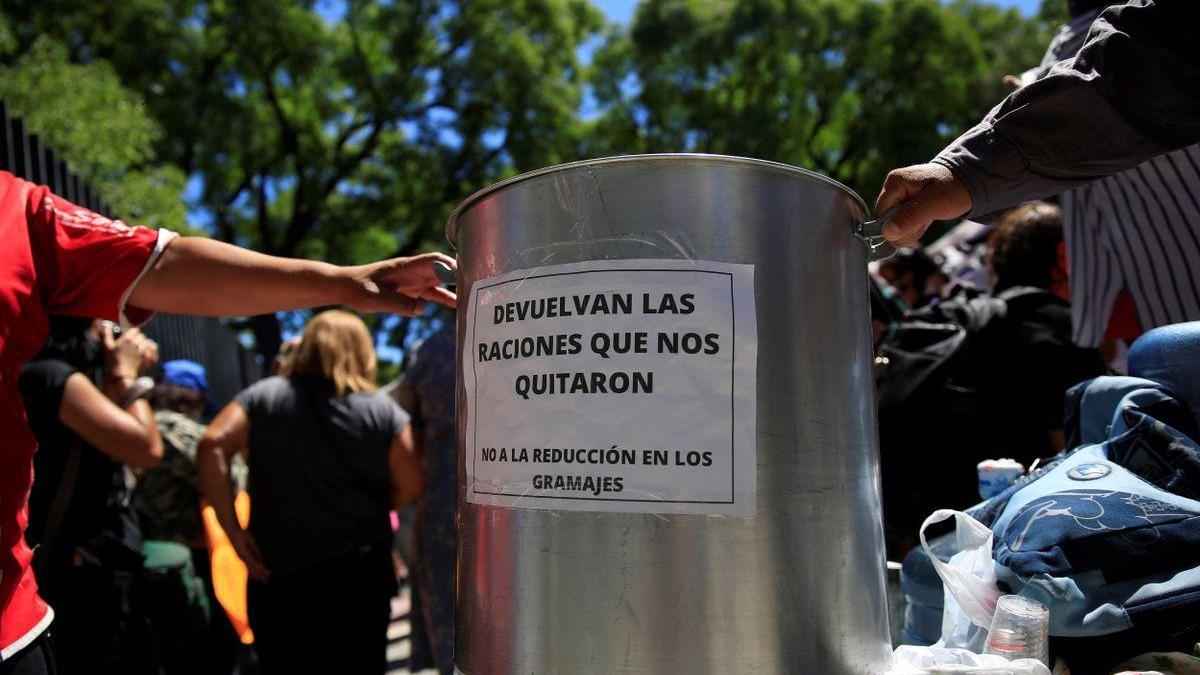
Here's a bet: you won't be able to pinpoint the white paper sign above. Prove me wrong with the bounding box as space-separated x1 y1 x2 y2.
462 259 757 515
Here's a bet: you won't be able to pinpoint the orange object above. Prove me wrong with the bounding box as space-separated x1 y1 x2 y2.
202 492 255 644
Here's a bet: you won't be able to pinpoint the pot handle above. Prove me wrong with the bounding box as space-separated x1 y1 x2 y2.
854 205 899 262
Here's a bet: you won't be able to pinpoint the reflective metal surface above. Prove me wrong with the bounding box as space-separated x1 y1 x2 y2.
449 154 891 674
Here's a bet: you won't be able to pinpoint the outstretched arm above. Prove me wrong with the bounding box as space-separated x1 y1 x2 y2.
129 237 456 318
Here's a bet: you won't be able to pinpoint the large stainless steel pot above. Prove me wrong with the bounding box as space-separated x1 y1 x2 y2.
447 154 893 674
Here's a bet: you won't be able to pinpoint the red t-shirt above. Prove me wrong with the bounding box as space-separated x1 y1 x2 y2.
0 171 174 658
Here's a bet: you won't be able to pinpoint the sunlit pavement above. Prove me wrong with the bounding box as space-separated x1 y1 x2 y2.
387 584 438 675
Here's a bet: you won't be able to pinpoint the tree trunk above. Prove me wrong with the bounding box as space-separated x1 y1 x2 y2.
250 312 283 372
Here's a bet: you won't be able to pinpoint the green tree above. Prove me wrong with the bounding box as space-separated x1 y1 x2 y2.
0 36 188 230
1 0 1065 365
948 0 1061 108
584 0 1058 202
2 0 602 361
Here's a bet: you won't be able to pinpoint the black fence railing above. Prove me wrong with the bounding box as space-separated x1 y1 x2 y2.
140 313 263 410
0 101 112 216
1 100 261 408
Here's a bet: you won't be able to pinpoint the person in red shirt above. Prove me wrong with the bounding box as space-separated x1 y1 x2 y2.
0 170 455 673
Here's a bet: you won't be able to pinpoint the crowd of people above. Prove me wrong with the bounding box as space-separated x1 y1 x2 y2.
0 167 457 675
873 201 1120 555
13 306 459 675
871 0 1199 558
0 0 1196 673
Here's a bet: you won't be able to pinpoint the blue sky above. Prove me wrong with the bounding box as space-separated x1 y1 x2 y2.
591 0 1043 23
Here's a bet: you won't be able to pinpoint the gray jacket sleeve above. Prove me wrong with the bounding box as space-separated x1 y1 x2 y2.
933 0 1200 217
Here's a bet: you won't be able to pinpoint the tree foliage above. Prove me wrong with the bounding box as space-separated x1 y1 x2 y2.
1 0 1063 361
0 37 188 230
583 0 1058 201
2 0 602 259
2 0 602 358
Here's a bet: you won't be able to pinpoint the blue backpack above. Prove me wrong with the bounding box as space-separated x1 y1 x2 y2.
967 375 1200 637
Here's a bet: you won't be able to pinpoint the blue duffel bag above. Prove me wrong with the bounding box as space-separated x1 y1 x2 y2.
967 374 1200 637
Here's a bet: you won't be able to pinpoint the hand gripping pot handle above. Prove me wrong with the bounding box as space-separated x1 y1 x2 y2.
855 204 900 262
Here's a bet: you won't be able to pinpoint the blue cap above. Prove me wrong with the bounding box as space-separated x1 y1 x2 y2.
162 359 208 392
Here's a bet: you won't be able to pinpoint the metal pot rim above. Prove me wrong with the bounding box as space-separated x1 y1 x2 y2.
445 153 868 248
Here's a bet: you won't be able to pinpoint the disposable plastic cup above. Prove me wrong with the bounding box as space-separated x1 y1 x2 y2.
982 595 1050 665
977 458 1025 499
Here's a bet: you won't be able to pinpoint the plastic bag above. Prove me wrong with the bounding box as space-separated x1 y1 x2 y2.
920 509 1005 651
888 645 1051 674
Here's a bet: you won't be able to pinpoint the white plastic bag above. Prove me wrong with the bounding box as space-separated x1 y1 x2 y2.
920 509 1005 651
888 645 1051 674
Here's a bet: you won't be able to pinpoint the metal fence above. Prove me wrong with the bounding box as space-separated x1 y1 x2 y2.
0 101 113 215
1 100 261 407
140 314 262 409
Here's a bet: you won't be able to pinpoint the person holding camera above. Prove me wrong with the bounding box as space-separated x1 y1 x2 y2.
18 317 162 672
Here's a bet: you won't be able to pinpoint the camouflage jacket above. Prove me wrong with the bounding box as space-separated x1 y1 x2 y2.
134 410 246 549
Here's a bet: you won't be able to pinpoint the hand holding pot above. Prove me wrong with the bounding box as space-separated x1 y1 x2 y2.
874 163 973 247
342 252 458 317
